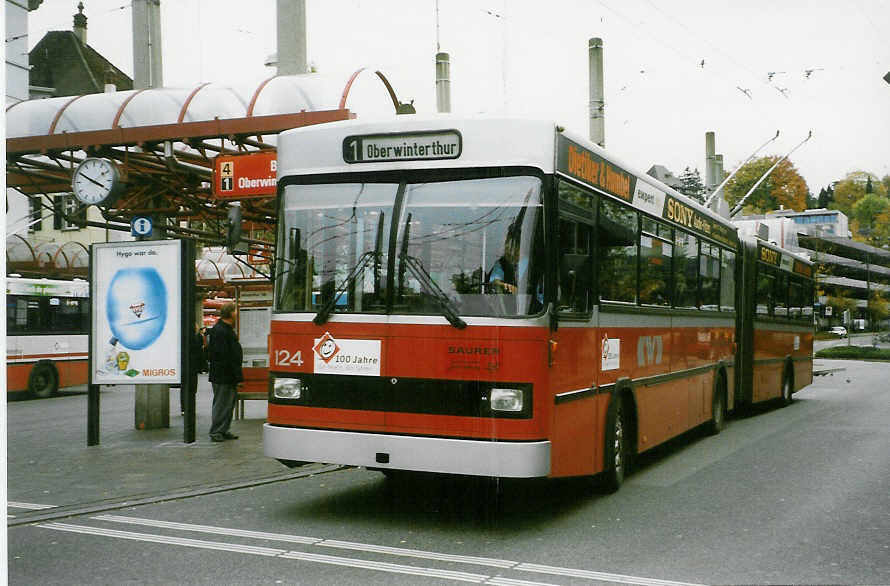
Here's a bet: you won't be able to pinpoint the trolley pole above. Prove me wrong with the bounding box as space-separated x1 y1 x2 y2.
730 131 812 217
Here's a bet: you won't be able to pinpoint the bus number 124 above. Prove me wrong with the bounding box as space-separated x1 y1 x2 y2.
274 349 304 367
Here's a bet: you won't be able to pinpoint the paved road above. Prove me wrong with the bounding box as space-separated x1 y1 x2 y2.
7 361 890 585
813 331 888 353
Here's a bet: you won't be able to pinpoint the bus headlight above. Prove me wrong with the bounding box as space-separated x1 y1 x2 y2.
490 388 524 412
273 377 303 399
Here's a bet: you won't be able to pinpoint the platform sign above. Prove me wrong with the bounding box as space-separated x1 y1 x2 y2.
90 240 183 384
213 151 278 199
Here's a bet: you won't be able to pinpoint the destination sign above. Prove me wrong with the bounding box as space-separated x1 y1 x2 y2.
343 130 462 164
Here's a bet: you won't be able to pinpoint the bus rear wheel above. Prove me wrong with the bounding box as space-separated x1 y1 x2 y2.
706 375 727 435
28 362 59 399
601 395 627 493
780 367 793 407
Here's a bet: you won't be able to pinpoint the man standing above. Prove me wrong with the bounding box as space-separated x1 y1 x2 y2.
208 302 243 442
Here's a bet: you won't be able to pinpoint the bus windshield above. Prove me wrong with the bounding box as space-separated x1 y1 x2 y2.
276 175 544 318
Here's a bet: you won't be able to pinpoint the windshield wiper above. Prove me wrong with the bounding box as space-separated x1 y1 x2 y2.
402 255 467 329
313 250 378 326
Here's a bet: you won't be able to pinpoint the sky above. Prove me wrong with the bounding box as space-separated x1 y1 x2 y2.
24 0 890 194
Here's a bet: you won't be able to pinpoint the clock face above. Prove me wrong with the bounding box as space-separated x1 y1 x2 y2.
72 158 121 205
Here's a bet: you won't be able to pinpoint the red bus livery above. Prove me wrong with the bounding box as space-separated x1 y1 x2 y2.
263 116 814 491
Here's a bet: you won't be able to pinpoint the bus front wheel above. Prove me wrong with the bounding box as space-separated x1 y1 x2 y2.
28 362 59 399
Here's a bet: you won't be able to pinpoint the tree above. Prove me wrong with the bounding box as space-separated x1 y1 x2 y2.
677 167 705 203
826 291 858 322
806 188 817 209
817 184 835 208
832 171 888 217
851 193 890 246
868 291 889 329
724 156 809 214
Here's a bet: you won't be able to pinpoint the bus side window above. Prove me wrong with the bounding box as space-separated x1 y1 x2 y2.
699 242 721 311
598 198 638 304
674 230 699 309
802 281 815 320
557 218 593 313
774 271 789 317
640 217 672 307
720 249 736 311
756 269 774 315
789 279 803 319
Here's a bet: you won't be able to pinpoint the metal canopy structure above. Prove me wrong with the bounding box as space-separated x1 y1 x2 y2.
6 71 407 256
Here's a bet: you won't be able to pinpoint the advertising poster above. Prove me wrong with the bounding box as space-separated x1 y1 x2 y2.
91 240 182 384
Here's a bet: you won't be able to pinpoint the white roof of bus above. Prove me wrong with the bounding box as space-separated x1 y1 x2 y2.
6 277 89 297
277 115 558 177
277 114 734 233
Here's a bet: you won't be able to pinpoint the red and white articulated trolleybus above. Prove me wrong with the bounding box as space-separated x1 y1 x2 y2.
264 116 814 491
6 276 90 398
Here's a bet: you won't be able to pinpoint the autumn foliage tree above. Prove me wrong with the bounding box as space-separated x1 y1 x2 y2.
724 156 809 214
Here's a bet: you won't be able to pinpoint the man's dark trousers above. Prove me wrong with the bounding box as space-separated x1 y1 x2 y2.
209 382 237 437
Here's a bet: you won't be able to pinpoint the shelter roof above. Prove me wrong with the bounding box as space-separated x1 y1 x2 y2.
6 70 408 251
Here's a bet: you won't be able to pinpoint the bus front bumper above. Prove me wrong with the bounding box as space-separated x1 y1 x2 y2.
263 424 551 478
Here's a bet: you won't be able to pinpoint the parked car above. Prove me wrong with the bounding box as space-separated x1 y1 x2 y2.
829 326 848 338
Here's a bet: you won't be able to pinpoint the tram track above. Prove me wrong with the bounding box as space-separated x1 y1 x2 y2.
7 463 344 527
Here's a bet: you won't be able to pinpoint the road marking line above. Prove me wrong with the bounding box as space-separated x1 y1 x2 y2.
486 577 560 586
93 514 321 545
89 514 701 586
279 550 490 583
8 501 56 510
39 522 286 557
95 514 516 568
516 562 707 586
41 522 493 584
319 539 517 568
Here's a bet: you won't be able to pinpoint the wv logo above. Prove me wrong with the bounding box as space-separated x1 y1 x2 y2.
637 335 663 366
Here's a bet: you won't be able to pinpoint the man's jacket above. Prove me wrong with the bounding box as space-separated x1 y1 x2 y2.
207 319 243 384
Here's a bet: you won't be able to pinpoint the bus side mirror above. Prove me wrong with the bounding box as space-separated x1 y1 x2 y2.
548 302 558 331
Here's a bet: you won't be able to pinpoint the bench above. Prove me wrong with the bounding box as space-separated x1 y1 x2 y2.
235 366 268 419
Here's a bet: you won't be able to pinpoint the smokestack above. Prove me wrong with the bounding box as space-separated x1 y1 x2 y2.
436 52 451 113
714 154 725 199
705 131 716 191
277 0 307 75
73 2 87 45
132 0 163 89
588 37 605 147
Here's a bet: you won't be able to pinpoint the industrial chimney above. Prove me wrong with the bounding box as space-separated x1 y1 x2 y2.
588 38 605 147
436 52 451 113
277 0 308 75
705 132 716 192
132 0 163 89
